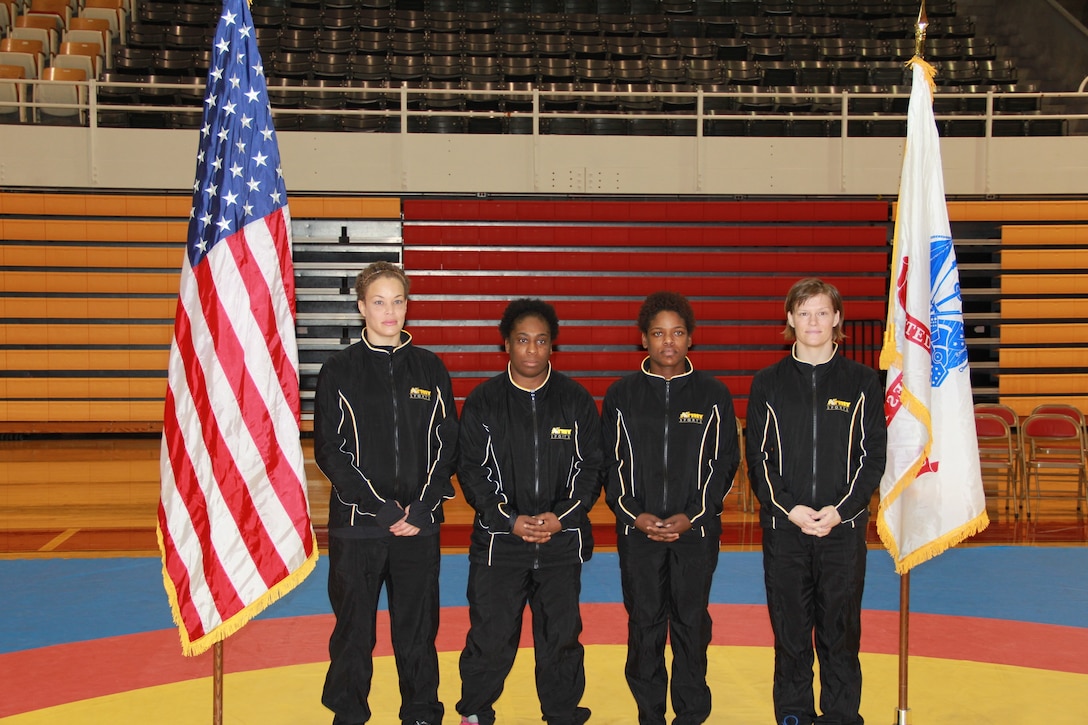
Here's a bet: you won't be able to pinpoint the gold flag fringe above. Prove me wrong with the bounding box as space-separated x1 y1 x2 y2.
157 524 321 657
878 508 990 576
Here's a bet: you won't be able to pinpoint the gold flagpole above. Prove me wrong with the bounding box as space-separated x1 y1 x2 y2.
914 0 929 57
895 8 925 725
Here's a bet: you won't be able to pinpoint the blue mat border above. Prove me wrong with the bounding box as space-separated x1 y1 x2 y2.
2 546 1085 654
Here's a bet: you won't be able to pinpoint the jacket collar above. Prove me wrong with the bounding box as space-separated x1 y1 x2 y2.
361 328 412 354
790 342 839 369
639 356 694 381
506 362 552 393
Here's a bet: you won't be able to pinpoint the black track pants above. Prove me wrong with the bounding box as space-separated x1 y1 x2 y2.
618 532 720 725
762 523 867 725
457 560 590 725
322 533 443 725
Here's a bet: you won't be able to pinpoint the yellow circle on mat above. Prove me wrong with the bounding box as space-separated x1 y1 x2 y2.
4 646 1086 724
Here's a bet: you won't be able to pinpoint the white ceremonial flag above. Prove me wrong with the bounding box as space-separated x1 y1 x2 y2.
877 58 989 575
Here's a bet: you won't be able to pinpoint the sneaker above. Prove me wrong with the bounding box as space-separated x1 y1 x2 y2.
460 717 480 725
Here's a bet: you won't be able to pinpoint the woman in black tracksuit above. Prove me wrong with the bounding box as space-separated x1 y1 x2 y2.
456 299 602 725
602 291 739 725
316 262 458 725
746 278 887 725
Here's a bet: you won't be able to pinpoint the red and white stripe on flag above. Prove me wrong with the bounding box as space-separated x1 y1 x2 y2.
160 208 317 656
158 0 317 656
877 58 988 575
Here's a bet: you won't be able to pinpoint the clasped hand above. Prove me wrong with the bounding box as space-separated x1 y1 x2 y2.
514 513 561 543
788 505 841 537
634 512 692 542
389 503 421 537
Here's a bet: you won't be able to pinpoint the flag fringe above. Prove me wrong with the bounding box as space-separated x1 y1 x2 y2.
158 524 320 657
876 385 933 514
908 56 938 95
878 509 989 576
879 323 901 372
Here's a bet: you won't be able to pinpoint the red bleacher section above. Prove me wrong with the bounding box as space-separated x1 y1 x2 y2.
401 198 890 420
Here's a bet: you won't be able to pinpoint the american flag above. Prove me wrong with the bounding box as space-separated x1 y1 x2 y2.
158 0 317 656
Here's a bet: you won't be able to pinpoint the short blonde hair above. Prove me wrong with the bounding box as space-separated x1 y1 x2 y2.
783 277 845 343
355 261 410 301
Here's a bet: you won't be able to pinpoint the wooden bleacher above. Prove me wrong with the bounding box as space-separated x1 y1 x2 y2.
997 220 1088 418
935 200 1088 419
0 191 400 433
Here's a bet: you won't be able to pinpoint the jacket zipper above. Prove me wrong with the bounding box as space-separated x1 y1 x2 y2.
531 389 541 570
389 354 403 504
663 379 671 513
810 366 819 502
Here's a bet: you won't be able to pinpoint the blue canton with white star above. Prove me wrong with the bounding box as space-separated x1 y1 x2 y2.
186 0 286 268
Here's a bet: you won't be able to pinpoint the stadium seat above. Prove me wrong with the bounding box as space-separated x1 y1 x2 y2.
940 60 982 86
760 60 798 86
57 40 104 78
774 86 814 113
37 65 86 125
714 39 749 61
785 39 820 61
723 60 761 86
797 60 834 86
0 62 26 123
81 0 125 44
567 12 599 34
426 55 463 81
0 37 45 79
819 38 856 61
613 58 650 83
748 37 785 61
855 39 892 62
14 14 59 54
69 16 113 48
960 37 997 61
649 58 685 83
834 61 869 86
928 37 962 61
575 58 612 82
981 59 1018 85
28 0 71 31
570 34 613 58
686 58 723 85
678 38 716 60
427 32 462 55
64 28 111 68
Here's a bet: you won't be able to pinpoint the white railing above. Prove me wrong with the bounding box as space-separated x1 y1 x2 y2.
3 77 1087 136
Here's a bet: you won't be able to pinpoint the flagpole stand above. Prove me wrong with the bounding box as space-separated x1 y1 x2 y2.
893 708 912 725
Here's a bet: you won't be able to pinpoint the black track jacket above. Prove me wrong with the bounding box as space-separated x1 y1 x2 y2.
314 330 458 538
745 347 887 530
457 365 603 568
602 358 740 539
